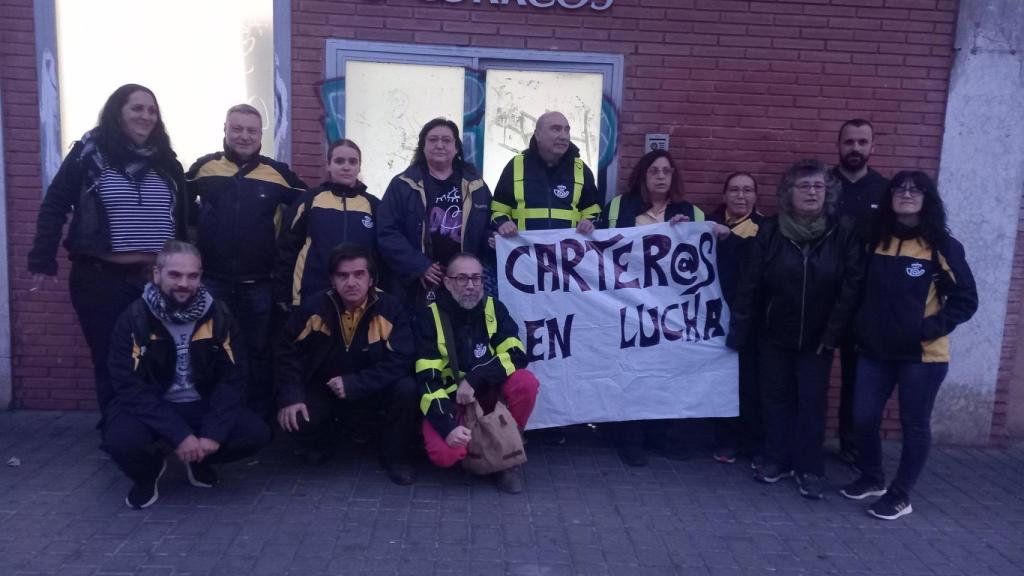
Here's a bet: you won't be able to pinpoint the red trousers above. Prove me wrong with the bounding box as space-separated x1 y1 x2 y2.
422 369 540 469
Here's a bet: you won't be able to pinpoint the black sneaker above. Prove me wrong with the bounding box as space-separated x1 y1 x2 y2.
750 454 767 470
868 489 913 520
713 447 737 464
383 461 416 486
839 476 887 500
186 461 218 488
126 460 166 510
617 443 648 467
753 463 794 484
297 447 334 466
496 465 524 494
796 473 825 500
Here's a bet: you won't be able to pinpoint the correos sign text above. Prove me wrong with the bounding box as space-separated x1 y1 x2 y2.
423 0 613 11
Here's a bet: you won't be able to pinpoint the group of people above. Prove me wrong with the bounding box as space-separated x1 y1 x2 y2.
28 84 977 521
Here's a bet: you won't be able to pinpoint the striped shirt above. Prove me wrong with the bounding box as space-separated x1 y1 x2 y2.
97 167 176 253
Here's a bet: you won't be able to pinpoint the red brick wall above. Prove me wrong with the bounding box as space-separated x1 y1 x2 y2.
289 0 958 205
289 0 959 439
1 0 990 441
3 0 97 410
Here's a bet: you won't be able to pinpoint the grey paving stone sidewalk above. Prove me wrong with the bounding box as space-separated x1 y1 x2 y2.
0 411 1022 576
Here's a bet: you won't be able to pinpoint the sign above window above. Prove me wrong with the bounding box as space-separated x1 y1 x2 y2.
422 0 613 11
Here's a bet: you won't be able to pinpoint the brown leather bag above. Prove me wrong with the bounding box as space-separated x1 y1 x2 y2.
462 399 527 475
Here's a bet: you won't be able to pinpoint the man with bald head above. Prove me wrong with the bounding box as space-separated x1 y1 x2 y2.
492 111 602 236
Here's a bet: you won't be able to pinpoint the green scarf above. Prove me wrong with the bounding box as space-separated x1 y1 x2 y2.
778 211 826 243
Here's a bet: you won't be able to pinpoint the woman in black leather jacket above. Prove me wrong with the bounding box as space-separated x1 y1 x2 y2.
727 158 864 500
27 84 187 411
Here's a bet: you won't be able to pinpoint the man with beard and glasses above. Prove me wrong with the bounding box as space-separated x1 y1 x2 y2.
101 240 271 509
832 118 890 468
415 253 539 493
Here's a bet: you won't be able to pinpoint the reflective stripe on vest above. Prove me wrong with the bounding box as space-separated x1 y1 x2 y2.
606 195 623 228
510 154 586 229
606 197 704 227
417 297 504 414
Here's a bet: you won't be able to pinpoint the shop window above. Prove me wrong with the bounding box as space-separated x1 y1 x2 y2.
53 0 276 168
324 41 622 199
344 61 465 195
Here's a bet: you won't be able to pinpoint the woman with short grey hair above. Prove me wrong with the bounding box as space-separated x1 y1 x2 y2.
726 158 865 500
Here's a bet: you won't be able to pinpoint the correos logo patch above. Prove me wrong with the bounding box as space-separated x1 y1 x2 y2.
906 262 926 277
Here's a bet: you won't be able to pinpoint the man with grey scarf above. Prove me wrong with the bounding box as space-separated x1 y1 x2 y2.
101 240 270 509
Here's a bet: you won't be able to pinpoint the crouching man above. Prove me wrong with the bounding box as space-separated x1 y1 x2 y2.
416 252 540 493
102 240 271 509
275 243 418 485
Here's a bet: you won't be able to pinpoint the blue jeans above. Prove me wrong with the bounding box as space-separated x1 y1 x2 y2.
853 356 949 495
202 278 274 418
102 400 270 484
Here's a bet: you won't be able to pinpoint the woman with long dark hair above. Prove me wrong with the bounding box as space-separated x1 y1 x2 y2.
727 159 864 499
839 171 977 519
28 83 187 411
377 118 492 308
603 149 703 228
275 139 380 309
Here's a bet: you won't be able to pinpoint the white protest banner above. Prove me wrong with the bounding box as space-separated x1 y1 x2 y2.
496 222 738 429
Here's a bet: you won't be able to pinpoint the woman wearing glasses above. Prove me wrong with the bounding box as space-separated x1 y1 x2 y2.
839 172 976 520
707 173 765 466
727 159 864 499
377 118 492 310
600 150 727 466
603 149 703 229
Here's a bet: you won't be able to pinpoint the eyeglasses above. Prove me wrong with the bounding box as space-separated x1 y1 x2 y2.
647 167 673 177
894 184 923 197
794 182 826 193
447 274 483 287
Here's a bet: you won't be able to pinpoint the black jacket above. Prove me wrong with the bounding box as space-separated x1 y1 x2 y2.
415 291 527 438
600 194 705 229
707 206 764 306
833 167 888 242
727 215 865 352
491 138 602 230
275 289 414 408
186 149 307 282
377 161 492 295
856 232 977 363
106 298 247 446
274 181 379 307
28 136 188 276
